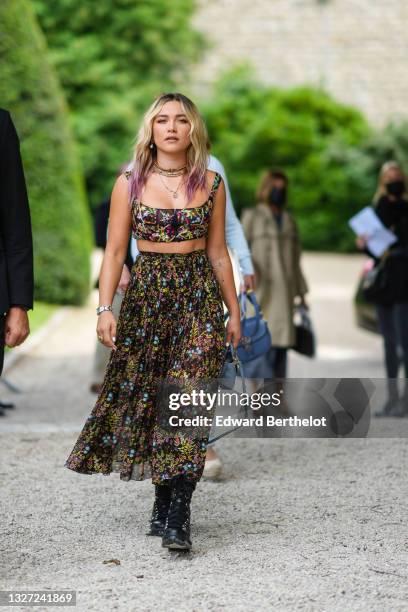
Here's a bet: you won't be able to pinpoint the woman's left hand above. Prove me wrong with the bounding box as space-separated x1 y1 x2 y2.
241 274 255 292
226 313 241 349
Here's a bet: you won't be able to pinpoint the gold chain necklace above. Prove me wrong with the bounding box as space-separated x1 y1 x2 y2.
139 170 192 235
157 171 187 200
153 161 187 177
155 172 190 232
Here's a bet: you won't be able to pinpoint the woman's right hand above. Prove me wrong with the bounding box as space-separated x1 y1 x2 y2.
226 313 242 349
356 234 369 250
96 311 117 350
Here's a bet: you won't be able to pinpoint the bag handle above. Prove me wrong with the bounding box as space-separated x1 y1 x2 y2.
379 248 391 264
294 304 313 331
208 345 248 445
225 344 247 392
239 289 262 334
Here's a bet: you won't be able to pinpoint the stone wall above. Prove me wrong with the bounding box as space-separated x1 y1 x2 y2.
191 0 408 125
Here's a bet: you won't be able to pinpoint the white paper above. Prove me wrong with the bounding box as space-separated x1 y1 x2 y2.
348 206 397 257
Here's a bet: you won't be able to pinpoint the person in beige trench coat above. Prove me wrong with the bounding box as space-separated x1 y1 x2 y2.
241 170 308 377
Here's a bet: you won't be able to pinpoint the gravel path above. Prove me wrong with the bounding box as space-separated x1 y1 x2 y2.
1 254 407 612
1 434 407 611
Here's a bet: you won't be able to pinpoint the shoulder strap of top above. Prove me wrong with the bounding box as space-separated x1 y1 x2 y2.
123 170 138 211
208 172 222 204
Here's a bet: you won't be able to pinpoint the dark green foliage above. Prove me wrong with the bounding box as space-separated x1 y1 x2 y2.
362 120 408 178
0 0 92 304
203 66 376 251
33 0 206 206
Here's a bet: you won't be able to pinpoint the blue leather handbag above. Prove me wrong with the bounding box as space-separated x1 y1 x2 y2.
237 290 272 362
235 290 275 379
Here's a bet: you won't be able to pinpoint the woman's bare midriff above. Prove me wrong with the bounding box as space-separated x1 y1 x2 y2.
137 237 207 254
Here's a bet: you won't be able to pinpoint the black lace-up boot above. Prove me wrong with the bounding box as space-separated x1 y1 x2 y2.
147 483 172 536
161 476 196 550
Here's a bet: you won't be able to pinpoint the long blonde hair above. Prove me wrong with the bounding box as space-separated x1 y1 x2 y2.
373 160 408 203
128 93 209 204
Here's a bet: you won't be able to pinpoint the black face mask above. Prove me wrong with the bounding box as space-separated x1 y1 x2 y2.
268 187 286 207
385 180 405 198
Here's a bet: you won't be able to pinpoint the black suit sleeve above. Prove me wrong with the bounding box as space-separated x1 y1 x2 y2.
125 239 134 272
92 198 110 249
0 112 34 310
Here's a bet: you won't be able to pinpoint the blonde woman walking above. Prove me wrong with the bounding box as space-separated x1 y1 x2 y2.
65 93 241 550
356 161 408 416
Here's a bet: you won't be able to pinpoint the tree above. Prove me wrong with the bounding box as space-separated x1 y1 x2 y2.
33 0 206 205
362 120 408 178
203 65 375 251
0 0 92 304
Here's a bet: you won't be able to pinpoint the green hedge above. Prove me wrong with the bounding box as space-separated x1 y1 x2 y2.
0 0 92 305
203 66 377 252
33 0 206 207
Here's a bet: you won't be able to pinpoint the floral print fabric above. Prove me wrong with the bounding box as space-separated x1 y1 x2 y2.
65 250 226 484
127 171 222 243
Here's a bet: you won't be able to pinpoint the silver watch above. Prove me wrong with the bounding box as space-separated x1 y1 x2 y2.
96 305 113 315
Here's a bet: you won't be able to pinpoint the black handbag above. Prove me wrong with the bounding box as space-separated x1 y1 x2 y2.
361 253 390 304
293 306 316 357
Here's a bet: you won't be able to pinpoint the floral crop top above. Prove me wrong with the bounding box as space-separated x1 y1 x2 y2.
124 171 222 242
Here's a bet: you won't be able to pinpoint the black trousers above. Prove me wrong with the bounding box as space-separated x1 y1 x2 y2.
376 301 408 380
0 314 5 376
272 347 288 378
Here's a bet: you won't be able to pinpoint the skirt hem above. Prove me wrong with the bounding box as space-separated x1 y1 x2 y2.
64 459 202 484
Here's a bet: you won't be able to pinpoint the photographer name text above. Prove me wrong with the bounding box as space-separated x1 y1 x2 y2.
168 415 327 428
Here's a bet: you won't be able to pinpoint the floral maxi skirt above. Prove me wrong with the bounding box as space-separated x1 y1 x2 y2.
65 250 226 485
